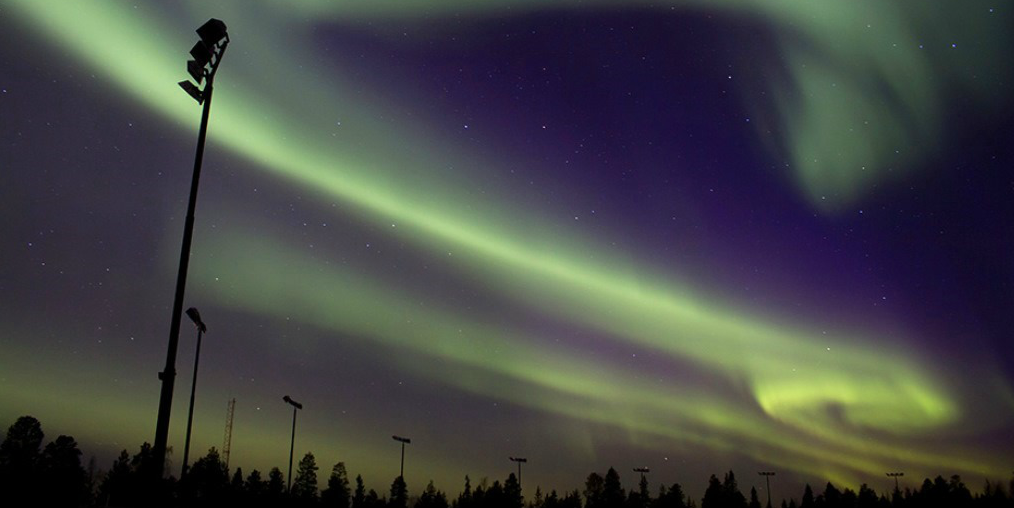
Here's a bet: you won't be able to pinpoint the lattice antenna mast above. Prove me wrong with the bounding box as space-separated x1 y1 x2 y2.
223 398 236 470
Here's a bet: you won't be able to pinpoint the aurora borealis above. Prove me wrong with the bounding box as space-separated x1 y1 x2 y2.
1 0 1013 501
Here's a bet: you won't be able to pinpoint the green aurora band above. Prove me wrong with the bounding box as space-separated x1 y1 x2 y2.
191 228 1006 486
7 0 1013 488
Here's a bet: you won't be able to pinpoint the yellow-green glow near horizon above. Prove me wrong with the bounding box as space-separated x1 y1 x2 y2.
6 0 1013 491
189 230 1005 486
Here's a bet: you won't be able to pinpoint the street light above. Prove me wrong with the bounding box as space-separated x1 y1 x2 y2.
392 435 411 479
152 17 230 480
510 457 528 489
284 396 303 493
758 472 775 508
886 472 904 493
180 307 207 477
633 467 650 484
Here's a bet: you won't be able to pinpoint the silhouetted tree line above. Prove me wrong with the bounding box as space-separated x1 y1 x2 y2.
2 416 1013 508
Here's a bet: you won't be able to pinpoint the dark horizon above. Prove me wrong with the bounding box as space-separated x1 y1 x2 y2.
3 414 1013 508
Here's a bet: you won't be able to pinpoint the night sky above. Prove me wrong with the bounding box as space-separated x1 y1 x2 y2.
2 1 1013 502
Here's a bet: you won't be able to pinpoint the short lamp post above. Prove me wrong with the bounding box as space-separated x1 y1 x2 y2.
510 457 528 489
758 471 775 508
886 472 904 493
633 467 650 485
151 18 230 480
283 395 303 493
392 435 411 479
180 307 207 477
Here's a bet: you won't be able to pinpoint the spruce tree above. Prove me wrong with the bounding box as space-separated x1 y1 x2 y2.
323 462 352 508
390 475 409 508
292 452 320 501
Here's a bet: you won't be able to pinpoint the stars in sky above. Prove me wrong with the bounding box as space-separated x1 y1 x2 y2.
1 0 1013 499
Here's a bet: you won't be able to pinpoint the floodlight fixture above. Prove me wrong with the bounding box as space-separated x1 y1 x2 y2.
178 19 229 105
197 18 229 47
189 41 212 68
187 60 205 84
178 80 204 104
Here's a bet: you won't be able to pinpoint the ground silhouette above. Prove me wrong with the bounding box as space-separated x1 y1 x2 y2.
1 415 1011 508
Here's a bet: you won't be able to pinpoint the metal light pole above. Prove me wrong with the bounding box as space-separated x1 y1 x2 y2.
180 307 207 477
392 435 411 479
758 472 775 508
152 18 230 480
886 472 904 493
510 457 528 489
284 396 303 493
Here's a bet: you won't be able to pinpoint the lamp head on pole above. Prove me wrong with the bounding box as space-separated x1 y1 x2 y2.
509 457 527 463
185 307 206 333
196 18 229 47
392 435 411 444
189 41 212 68
178 81 204 104
187 60 206 85
283 395 303 410
179 18 229 104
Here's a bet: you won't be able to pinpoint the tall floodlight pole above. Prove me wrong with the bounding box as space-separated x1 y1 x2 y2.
180 307 207 477
152 18 230 480
758 472 775 508
392 435 411 478
510 457 528 489
886 472 904 493
284 396 303 493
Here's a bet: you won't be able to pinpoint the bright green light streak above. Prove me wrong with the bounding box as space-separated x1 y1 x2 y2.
10 0 1010 212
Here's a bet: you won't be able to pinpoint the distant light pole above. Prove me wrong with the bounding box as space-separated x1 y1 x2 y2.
392 435 411 479
151 18 230 479
886 472 904 493
633 467 650 485
758 472 775 508
510 457 528 489
283 395 303 492
180 307 207 477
